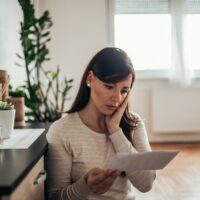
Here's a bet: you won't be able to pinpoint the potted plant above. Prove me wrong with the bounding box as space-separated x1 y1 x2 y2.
9 86 26 127
13 0 73 123
0 101 15 139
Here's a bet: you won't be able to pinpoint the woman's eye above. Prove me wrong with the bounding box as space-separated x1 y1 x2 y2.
105 85 114 90
121 90 129 95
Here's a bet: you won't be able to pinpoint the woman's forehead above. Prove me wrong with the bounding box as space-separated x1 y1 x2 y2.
104 74 132 86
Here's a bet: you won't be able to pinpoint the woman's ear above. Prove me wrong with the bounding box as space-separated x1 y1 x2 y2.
86 70 94 86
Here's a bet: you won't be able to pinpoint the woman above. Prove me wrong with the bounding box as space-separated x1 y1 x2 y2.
46 47 156 200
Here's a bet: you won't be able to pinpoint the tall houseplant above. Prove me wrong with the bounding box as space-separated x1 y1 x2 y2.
16 0 73 122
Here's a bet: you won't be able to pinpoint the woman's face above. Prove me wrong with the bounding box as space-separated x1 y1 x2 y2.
87 72 132 115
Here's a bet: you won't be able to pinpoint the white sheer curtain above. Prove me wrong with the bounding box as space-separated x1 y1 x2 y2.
170 0 193 86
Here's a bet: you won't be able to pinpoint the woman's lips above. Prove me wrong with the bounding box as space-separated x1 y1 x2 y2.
106 105 117 111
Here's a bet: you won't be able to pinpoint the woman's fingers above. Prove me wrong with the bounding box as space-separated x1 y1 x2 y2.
99 170 120 187
87 168 120 194
92 170 120 194
115 92 130 115
105 92 130 134
91 169 112 185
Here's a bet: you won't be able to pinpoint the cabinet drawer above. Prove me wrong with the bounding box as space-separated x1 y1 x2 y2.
5 156 45 200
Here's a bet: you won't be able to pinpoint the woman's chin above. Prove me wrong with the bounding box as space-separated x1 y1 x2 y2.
103 109 115 115
98 107 116 115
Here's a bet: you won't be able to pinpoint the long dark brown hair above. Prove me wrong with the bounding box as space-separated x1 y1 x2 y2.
67 47 139 143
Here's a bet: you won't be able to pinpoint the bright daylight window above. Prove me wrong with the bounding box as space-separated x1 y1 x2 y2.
114 0 171 71
115 14 171 70
114 0 200 76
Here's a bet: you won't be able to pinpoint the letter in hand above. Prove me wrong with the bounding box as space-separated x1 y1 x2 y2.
85 168 120 195
105 92 130 134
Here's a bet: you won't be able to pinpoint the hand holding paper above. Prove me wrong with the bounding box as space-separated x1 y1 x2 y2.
106 151 179 172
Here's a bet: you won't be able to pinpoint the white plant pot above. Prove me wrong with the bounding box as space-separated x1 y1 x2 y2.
0 109 15 139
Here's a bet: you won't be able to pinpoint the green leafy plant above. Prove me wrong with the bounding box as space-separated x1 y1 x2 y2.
9 85 26 98
15 0 73 122
0 101 14 110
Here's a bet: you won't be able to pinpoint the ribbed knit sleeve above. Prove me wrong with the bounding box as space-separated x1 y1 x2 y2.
109 114 156 193
46 121 90 200
109 129 137 153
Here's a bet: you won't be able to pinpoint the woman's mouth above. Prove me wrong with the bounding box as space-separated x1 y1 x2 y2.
106 105 117 111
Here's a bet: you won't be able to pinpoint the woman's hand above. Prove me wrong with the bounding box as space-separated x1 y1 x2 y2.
105 92 130 134
84 168 120 195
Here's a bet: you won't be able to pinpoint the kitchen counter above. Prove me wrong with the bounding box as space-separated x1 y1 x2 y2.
0 123 49 196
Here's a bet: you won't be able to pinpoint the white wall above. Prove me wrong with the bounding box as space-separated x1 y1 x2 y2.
38 0 109 103
37 0 200 142
0 0 24 86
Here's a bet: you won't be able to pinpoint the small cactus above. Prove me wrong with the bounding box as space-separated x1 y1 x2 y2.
0 101 14 110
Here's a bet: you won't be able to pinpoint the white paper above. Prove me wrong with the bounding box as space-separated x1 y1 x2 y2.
0 129 45 149
106 151 179 172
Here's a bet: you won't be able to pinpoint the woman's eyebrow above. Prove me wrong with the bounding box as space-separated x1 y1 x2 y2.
104 82 115 86
103 81 130 89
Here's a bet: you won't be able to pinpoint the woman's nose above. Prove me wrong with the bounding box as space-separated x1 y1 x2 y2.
111 91 122 103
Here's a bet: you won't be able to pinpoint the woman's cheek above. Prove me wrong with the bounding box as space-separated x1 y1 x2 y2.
92 88 105 103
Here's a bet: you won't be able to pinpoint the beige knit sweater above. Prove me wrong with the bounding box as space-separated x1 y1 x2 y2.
46 112 156 200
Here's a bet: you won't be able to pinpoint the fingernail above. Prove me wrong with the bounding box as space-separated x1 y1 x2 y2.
106 169 113 174
116 171 121 176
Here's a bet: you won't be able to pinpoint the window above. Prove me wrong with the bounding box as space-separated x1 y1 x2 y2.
113 0 200 83
115 14 171 70
114 0 171 71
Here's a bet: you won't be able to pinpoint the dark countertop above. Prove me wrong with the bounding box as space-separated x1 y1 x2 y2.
0 123 50 196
